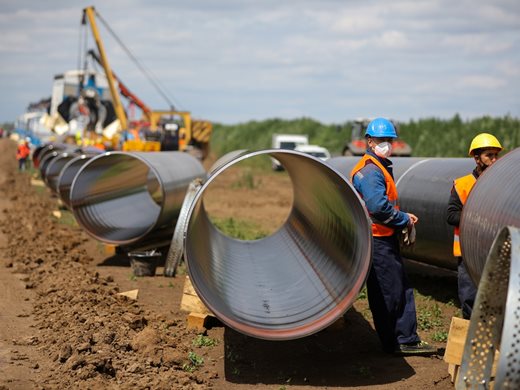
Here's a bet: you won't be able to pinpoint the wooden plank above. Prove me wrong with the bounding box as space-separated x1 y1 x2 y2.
444 316 470 365
187 312 209 330
117 289 139 300
180 276 212 315
30 178 45 187
104 244 117 256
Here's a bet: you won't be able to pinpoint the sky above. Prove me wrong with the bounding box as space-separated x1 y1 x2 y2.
1 0 519 125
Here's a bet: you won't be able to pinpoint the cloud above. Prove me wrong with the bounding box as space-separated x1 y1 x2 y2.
458 75 506 89
1 0 519 124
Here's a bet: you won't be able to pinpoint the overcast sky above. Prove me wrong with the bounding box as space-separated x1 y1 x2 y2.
1 0 519 125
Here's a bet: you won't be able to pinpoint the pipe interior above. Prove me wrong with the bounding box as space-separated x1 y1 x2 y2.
70 153 163 244
185 150 371 340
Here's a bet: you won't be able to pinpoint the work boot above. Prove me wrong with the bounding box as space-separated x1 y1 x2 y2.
394 341 438 356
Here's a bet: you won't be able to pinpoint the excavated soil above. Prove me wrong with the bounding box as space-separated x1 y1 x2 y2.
0 138 459 389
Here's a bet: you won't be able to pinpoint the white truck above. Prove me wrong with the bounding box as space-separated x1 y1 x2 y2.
271 133 309 171
294 144 331 161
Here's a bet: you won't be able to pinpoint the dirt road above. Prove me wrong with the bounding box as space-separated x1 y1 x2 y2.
0 139 457 389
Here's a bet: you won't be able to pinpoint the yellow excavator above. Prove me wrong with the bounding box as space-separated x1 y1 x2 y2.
81 6 212 159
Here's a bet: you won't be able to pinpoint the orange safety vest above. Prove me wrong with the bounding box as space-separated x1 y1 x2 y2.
452 174 476 257
350 154 399 237
16 144 31 160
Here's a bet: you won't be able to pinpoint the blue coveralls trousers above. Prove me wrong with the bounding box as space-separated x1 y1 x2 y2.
457 257 477 320
367 234 421 353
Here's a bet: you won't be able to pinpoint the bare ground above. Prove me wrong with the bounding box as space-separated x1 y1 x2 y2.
0 139 458 389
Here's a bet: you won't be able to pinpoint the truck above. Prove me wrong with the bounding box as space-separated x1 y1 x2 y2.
294 144 331 161
271 133 309 170
342 118 412 157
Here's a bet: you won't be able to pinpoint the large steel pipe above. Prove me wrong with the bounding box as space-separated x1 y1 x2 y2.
39 144 79 181
327 156 475 270
33 143 70 168
44 152 78 192
461 147 520 284
57 154 99 209
70 151 206 245
184 150 372 340
396 158 475 269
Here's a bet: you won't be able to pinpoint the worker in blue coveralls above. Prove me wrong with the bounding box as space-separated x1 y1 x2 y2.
350 117 436 355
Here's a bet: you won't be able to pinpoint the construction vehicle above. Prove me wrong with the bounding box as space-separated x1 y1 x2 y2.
271 133 309 170
342 118 412 157
80 6 212 158
37 6 211 157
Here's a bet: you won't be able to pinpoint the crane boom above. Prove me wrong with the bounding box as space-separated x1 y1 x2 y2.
87 50 152 116
82 6 127 130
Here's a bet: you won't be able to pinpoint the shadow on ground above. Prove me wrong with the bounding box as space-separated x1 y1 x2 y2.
223 308 417 387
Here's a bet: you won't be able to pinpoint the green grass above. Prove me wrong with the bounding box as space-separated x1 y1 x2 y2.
417 302 444 331
211 217 268 240
182 351 204 372
54 210 78 227
192 334 218 347
432 330 449 342
232 168 261 189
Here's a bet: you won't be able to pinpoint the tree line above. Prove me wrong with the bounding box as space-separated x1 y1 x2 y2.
210 114 520 158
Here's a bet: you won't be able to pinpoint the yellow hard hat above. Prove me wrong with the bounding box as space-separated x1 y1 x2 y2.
468 133 502 156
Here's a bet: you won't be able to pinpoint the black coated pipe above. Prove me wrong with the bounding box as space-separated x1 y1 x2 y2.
327 156 474 270
461 147 520 284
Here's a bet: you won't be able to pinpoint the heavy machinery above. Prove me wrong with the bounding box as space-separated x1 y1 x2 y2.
40 6 211 157
342 118 412 157
81 6 212 159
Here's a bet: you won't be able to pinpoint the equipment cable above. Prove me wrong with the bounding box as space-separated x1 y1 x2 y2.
94 10 182 112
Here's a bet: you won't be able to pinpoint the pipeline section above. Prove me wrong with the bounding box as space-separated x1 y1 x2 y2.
57 153 101 209
44 152 78 193
184 150 372 340
69 151 206 245
461 147 520 285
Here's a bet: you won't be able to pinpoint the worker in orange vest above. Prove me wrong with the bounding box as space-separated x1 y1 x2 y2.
350 118 436 356
16 139 31 171
447 133 502 319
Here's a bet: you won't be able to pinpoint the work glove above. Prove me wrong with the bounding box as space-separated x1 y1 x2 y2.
400 222 416 247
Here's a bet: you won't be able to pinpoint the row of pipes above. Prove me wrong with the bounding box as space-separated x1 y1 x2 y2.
33 144 520 385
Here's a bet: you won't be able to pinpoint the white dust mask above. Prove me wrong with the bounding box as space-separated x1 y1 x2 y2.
374 142 392 158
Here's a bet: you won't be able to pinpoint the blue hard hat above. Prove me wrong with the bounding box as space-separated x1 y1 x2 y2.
365 118 397 138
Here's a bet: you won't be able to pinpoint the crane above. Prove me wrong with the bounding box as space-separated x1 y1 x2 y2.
81 6 212 158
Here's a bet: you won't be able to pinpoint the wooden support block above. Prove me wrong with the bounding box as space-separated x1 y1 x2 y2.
104 244 117 256
117 289 139 300
187 312 209 330
30 179 45 187
444 317 470 365
447 363 459 383
52 210 62 219
180 276 212 315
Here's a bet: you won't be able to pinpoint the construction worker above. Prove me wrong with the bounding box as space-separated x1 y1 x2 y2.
16 138 31 171
350 117 436 355
446 133 502 320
